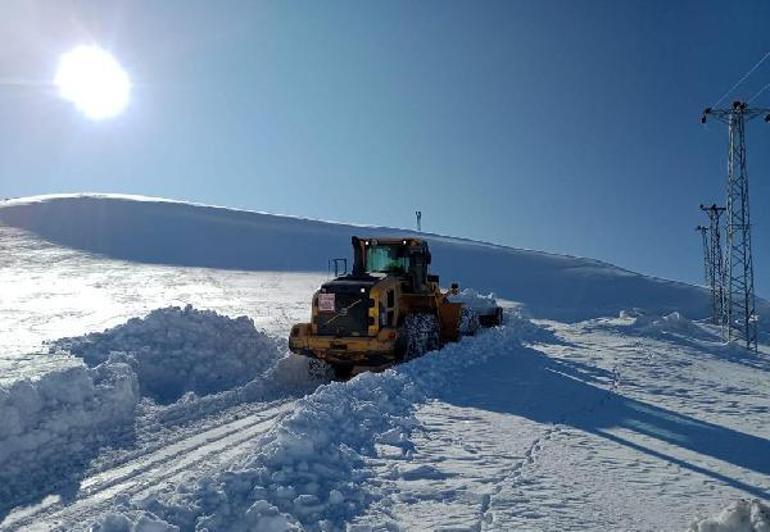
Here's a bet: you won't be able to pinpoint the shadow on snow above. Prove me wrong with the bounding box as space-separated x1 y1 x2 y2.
440 343 770 500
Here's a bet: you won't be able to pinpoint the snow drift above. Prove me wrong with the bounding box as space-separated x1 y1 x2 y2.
688 499 770 532
623 310 719 341
1 306 297 513
0 194 720 322
0 361 138 510
52 305 284 404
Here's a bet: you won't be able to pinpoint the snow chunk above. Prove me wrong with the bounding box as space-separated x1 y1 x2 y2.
93 510 180 532
631 311 716 340
0 362 139 509
447 288 499 314
52 305 284 404
689 499 770 532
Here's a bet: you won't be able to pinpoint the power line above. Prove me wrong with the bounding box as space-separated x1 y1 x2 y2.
748 80 770 104
712 50 770 108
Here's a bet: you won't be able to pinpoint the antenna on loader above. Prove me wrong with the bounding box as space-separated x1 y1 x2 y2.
415 210 422 232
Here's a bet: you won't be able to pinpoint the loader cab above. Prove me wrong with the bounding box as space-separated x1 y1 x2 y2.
351 237 431 293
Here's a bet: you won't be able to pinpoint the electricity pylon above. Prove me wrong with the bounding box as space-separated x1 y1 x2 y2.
700 204 726 325
702 101 770 351
696 223 710 287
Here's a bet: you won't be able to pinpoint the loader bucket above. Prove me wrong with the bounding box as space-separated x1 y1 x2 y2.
438 301 463 343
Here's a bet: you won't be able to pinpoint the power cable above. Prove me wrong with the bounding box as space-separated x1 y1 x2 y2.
712 50 770 108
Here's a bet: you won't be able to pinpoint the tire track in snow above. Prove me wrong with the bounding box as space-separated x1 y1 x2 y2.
2 401 295 531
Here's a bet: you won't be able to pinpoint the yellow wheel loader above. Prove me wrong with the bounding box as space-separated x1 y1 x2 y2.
289 237 503 379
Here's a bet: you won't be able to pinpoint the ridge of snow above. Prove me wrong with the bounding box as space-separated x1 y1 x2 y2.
0 361 139 512
51 305 284 404
0 193 717 322
0 192 691 281
0 306 307 515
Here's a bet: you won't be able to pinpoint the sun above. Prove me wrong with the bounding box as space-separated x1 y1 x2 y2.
54 45 131 120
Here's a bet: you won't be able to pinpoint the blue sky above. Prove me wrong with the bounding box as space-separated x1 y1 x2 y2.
2 1 770 294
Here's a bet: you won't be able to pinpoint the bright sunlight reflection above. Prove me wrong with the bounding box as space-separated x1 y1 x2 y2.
54 45 131 120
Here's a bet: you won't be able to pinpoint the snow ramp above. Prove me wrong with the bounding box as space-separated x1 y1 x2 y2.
0 194 717 322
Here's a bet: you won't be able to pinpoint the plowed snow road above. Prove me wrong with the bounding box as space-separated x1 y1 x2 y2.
2 401 295 531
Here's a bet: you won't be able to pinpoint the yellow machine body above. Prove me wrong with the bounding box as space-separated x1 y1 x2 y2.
289 236 496 376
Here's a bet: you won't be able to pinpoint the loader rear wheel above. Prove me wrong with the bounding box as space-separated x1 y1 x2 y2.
398 313 440 361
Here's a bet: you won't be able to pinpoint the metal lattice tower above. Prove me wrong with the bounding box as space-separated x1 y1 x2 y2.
699 204 726 325
702 101 770 351
695 223 710 288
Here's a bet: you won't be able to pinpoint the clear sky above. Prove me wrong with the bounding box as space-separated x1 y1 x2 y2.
2 1 770 295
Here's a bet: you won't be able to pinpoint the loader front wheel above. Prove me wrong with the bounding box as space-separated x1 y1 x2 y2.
458 306 481 336
398 313 440 361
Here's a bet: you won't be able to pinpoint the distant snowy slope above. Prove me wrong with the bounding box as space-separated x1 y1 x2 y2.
0 193 712 321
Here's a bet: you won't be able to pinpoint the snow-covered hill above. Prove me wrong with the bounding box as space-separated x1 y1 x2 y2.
0 194 718 321
0 193 768 531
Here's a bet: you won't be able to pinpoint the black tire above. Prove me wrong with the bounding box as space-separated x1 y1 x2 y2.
399 313 441 361
307 359 333 380
332 364 354 380
459 306 481 336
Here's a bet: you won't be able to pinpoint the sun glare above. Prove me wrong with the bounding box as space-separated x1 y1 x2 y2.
54 45 131 120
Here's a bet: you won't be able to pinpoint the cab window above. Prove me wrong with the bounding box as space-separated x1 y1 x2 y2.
366 245 410 273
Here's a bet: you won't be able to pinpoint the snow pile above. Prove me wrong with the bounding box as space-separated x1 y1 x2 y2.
0 362 139 508
624 311 716 340
96 311 542 530
94 509 180 532
448 288 499 314
688 499 770 532
52 305 284 404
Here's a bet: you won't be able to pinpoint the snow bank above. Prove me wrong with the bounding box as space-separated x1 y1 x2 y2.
0 361 139 508
627 311 717 341
688 499 770 532
52 305 284 404
0 306 303 511
97 311 544 530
